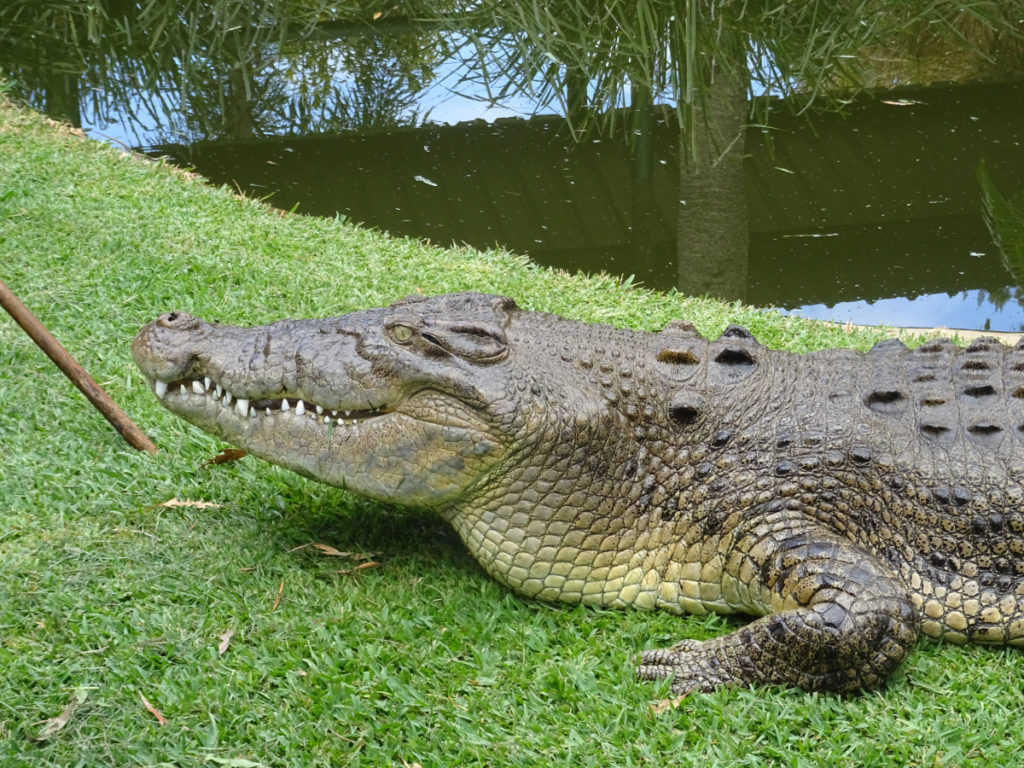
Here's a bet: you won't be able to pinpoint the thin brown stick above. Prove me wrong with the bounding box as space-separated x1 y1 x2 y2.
271 578 285 611
0 279 158 455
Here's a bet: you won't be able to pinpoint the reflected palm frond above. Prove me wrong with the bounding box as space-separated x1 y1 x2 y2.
978 159 1024 291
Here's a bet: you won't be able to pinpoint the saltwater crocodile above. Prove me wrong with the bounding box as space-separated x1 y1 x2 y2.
132 292 1024 694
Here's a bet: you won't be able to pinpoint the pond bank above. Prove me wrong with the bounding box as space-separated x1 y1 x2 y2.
0 92 887 351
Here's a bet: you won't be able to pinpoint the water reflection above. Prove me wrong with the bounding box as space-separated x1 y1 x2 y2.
151 80 1024 329
4 5 1024 330
788 289 1024 332
0 2 462 144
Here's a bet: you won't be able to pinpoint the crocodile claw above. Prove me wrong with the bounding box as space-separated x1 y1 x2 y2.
636 639 734 694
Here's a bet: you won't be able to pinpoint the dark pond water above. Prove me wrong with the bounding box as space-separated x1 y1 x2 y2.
9 27 1024 331
151 81 1024 331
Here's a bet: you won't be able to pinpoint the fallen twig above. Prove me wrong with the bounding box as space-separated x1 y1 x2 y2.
0 279 158 455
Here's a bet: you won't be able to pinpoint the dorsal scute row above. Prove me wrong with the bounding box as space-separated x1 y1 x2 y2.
650 319 1024 454
859 335 1024 449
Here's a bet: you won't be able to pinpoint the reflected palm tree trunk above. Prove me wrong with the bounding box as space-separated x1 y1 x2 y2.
676 63 748 301
225 63 255 139
42 67 82 128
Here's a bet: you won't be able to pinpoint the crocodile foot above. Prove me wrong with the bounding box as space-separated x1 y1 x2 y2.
636 596 919 695
637 639 736 694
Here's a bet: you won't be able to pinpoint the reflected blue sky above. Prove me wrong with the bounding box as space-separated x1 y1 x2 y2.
81 35 552 147
786 289 1024 332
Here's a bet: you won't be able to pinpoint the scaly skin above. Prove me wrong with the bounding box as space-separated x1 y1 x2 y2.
132 292 1024 694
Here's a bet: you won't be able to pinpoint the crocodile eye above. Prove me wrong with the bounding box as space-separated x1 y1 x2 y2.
391 324 413 343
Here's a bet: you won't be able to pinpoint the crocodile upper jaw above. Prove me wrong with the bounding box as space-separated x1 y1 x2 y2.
146 371 392 427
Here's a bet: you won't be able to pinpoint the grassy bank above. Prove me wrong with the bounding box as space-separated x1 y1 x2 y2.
1 97 1021 767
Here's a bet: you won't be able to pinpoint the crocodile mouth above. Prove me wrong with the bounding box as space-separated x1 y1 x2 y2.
149 375 392 426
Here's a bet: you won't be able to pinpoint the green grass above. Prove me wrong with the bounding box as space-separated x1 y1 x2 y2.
1 97 1022 767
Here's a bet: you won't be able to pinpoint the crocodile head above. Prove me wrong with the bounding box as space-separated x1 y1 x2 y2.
132 292 533 508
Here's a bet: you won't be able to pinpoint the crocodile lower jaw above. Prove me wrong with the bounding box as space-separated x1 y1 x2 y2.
148 375 390 427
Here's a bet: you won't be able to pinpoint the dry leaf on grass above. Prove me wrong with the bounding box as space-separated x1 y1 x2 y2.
289 542 379 561
311 542 349 557
149 497 222 510
650 693 690 714
203 757 270 767
272 578 284 611
287 542 349 557
32 688 88 741
337 561 380 576
218 628 235 656
139 690 167 725
286 543 381 575
201 448 247 468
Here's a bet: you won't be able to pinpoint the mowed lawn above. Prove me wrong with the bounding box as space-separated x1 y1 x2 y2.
2 94 1023 767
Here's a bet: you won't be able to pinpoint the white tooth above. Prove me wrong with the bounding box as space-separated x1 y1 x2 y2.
344 410 351 417
192 380 205 395
337 418 345 426
222 391 232 406
316 405 323 415
323 415 330 424
295 400 306 416
214 384 223 398
249 407 256 418
154 380 168 398
204 376 212 390
265 407 271 416
331 410 338 417
281 399 290 411
235 398 249 417
180 384 187 396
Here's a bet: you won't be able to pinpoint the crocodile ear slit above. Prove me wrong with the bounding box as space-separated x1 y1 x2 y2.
422 321 509 362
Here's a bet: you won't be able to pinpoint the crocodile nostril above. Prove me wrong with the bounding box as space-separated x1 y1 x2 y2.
157 311 202 331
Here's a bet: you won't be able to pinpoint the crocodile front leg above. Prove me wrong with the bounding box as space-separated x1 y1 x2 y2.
638 516 921 694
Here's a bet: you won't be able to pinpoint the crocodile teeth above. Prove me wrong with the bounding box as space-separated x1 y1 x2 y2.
156 375 387 428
